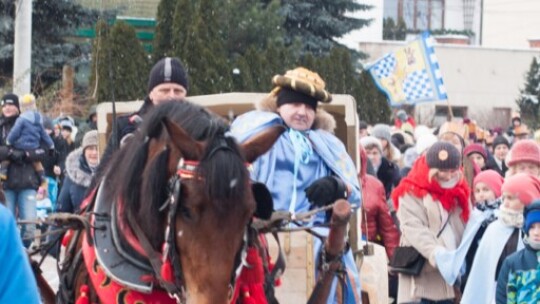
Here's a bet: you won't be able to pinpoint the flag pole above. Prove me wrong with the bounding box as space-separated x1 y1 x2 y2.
446 98 454 121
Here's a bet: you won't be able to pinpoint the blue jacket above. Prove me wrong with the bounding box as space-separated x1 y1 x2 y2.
56 148 94 213
7 110 54 150
0 204 40 303
496 245 540 304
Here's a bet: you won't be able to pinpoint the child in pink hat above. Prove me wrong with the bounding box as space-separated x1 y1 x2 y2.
473 169 504 208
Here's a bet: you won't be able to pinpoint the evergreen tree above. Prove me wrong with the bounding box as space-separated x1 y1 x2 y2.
0 0 100 90
279 0 371 56
171 0 196 62
516 56 540 128
92 21 149 102
153 0 176 62
220 0 284 56
179 0 231 95
355 70 391 124
298 47 390 124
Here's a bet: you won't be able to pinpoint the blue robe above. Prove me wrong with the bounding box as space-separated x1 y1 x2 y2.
231 110 362 303
0 204 40 303
460 219 524 304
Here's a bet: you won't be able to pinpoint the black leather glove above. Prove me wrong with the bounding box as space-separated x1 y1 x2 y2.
8 149 26 163
305 176 348 207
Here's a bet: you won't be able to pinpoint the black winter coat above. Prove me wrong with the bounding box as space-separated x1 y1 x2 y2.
0 116 46 191
376 157 401 199
486 155 508 177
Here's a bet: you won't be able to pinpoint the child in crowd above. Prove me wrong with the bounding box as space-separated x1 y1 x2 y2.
496 200 540 303
461 170 505 289
464 143 487 172
0 94 54 196
462 173 540 303
473 169 504 209
486 136 510 177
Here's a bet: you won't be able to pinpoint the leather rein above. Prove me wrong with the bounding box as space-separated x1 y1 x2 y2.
127 157 249 303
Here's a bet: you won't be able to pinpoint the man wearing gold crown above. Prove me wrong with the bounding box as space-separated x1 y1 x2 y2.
231 67 361 303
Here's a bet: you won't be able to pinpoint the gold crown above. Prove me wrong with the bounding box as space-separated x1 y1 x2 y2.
439 121 469 140
514 125 530 136
271 67 332 103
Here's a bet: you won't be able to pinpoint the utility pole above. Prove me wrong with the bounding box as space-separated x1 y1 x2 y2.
13 0 32 95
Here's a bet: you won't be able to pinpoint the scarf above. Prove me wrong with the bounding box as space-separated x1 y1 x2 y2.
392 155 471 221
498 205 524 228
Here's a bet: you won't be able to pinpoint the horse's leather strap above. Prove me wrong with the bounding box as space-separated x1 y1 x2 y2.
127 212 182 298
270 232 286 283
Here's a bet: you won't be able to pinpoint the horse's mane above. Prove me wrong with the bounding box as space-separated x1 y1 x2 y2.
104 101 249 249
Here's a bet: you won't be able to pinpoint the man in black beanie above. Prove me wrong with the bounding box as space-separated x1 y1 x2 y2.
99 57 189 172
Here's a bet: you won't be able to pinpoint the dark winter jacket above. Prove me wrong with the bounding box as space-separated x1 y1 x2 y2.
0 116 46 191
56 148 94 213
486 155 508 177
98 98 152 177
496 245 540 304
7 110 54 150
42 135 69 178
376 157 401 200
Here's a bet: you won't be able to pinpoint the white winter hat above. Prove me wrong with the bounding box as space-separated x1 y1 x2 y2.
415 133 438 155
360 136 383 153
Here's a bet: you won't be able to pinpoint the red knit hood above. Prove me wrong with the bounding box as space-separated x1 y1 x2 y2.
392 155 471 221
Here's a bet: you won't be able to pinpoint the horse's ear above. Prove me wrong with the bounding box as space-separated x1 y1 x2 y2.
162 117 204 160
241 125 286 163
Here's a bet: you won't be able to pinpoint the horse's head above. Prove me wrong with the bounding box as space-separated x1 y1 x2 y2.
108 101 283 304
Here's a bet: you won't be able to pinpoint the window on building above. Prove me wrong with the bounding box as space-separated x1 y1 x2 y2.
397 0 445 31
435 105 468 118
384 0 400 20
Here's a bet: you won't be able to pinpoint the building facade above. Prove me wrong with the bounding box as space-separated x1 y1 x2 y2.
359 40 539 128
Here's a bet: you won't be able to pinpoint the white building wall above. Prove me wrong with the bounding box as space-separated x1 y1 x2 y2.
481 1 540 48
338 0 384 48
359 41 539 128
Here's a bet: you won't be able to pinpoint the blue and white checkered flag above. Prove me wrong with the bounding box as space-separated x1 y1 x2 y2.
367 32 448 106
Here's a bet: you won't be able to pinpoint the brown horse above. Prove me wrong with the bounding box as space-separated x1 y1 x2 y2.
54 101 283 304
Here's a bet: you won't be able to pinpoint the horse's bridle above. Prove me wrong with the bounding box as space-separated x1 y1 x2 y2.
128 156 249 303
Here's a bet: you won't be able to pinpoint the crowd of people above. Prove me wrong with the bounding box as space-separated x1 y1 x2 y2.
360 107 540 303
2 55 540 304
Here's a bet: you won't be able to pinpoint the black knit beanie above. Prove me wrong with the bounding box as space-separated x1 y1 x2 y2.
426 141 461 170
493 135 510 150
1 93 20 112
147 57 189 94
276 87 318 110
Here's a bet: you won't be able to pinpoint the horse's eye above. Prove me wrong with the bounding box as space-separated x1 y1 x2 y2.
179 205 192 220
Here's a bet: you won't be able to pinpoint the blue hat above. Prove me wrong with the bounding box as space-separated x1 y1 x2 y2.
524 201 540 234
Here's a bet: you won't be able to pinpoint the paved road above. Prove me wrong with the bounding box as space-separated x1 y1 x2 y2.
36 255 59 292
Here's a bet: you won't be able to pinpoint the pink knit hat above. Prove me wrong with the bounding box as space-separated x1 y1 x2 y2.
507 139 540 167
501 173 540 206
473 170 504 197
464 143 487 160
